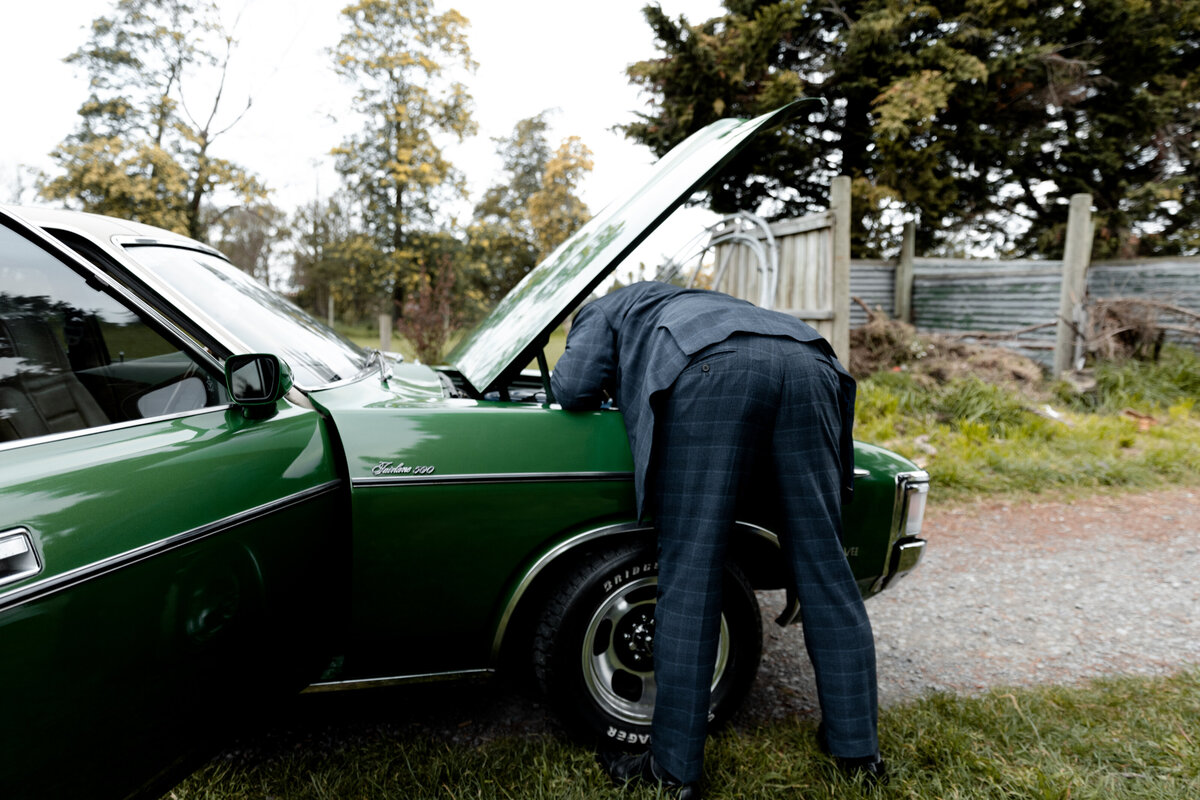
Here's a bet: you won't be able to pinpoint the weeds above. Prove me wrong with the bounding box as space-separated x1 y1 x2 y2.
856 346 1200 500
1058 346 1200 414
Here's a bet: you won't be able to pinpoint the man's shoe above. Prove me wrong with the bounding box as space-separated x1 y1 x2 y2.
597 750 702 799
832 752 888 786
816 723 889 787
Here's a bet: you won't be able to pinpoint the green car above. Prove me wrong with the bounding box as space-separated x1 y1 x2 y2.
0 106 927 799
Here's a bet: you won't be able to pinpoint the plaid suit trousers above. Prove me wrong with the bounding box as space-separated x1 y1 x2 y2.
649 334 878 783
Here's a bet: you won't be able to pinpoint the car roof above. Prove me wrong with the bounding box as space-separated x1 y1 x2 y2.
1 204 221 255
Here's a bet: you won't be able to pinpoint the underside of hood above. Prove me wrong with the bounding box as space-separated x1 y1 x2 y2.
447 100 816 396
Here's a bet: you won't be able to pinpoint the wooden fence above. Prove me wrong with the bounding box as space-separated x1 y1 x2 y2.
711 176 852 365
711 190 1199 373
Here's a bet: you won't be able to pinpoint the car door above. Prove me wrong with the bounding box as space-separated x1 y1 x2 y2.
0 211 343 799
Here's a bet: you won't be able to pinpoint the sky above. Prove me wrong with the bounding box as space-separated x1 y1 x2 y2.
2 0 726 252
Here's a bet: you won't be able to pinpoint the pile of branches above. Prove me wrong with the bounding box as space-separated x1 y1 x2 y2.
1086 298 1200 361
848 299 1044 391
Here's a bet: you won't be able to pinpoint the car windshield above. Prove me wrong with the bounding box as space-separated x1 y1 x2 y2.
125 245 367 388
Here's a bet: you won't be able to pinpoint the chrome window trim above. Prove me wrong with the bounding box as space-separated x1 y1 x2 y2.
2 217 229 379
352 470 634 489
110 235 224 258
0 403 236 454
0 480 342 612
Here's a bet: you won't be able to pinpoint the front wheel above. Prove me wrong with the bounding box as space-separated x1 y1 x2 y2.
533 540 761 749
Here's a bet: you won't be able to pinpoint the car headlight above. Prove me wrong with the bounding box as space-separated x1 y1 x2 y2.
900 474 929 539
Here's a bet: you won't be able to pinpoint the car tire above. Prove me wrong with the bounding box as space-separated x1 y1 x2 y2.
532 539 762 749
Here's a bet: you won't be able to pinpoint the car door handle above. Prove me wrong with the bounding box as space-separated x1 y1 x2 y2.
0 528 41 587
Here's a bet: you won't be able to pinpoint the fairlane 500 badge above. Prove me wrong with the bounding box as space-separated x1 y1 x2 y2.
371 461 436 476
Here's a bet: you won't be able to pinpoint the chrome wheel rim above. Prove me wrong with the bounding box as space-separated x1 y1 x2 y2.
581 575 730 725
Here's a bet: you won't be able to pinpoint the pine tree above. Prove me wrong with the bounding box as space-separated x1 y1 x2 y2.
624 0 1200 258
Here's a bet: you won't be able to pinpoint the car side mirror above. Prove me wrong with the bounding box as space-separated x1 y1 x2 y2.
224 354 293 409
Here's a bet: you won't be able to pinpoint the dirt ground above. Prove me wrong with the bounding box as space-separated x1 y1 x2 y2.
740 485 1200 726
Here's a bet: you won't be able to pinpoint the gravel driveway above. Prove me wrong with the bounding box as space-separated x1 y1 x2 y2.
232 487 1200 751
738 485 1200 727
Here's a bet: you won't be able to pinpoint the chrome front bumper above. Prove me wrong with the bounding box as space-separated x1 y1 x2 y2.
872 470 930 592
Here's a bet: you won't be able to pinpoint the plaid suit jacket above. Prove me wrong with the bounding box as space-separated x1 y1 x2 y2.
550 282 856 516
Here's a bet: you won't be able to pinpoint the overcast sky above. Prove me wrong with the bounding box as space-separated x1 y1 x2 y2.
3 0 725 225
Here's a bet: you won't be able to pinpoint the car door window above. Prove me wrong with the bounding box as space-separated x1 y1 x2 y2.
0 224 226 443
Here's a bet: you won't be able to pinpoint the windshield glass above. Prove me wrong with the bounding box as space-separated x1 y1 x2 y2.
125 245 366 387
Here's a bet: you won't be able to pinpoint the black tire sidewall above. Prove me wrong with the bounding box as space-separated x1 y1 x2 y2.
535 541 762 749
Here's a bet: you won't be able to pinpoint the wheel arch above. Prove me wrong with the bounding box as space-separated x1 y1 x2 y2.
488 519 786 670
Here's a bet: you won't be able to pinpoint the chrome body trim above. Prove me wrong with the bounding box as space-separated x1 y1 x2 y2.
352 471 634 489
0 480 342 612
891 538 927 579
0 404 236 454
487 519 779 662
303 669 493 693
110 234 224 258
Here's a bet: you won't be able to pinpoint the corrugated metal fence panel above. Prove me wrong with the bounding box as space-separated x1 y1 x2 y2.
845 255 1200 363
911 259 1064 360
847 258 1068 335
728 224 1199 359
1089 258 1200 348
849 260 894 327
1089 259 1200 305
913 259 1063 333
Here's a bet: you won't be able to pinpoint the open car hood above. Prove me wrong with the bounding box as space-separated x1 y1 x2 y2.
448 101 814 395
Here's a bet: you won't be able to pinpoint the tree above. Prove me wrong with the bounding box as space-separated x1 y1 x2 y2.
394 235 468 363
39 0 265 240
330 0 477 317
210 203 285 287
290 193 382 323
623 0 1200 258
468 114 552 308
528 136 594 257
468 114 593 309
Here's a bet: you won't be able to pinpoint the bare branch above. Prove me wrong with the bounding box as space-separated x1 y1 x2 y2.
823 0 854 27
943 321 1057 341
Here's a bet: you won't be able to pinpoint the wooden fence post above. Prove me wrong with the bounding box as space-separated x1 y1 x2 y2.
378 312 393 353
830 176 852 365
895 221 916 323
1053 194 1094 377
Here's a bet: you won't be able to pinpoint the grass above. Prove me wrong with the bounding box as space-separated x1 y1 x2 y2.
167 672 1200 799
854 347 1200 501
